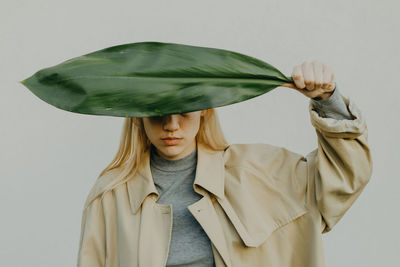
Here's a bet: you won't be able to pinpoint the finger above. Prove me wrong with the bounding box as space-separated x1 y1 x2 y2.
322 63 331 89
322 64 335 89
292 65 305 89
302 62 314 90
281 83 297 89
328 81 336 91
329 65 335 83
313 61 323 90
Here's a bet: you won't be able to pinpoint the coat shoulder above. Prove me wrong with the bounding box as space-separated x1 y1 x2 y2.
83 166 125 209
222 143 309 200
223 143 307 170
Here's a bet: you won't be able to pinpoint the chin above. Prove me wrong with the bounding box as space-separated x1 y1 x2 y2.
159 144 184 156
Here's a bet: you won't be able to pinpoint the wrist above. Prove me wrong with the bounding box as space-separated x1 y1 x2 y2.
312 90 335 101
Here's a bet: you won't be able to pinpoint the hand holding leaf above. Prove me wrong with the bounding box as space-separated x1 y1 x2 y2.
281 61 336 100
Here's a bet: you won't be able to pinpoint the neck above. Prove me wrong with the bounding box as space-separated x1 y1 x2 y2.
150 144 198 172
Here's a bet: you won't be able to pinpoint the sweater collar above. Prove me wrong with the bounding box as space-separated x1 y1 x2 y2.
150 144 197 172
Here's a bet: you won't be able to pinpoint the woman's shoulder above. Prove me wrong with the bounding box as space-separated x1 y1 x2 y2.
222 143 308 184
83 166 127 210
223 143 305 167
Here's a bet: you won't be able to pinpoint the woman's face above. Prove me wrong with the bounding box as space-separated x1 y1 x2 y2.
142 110 207 160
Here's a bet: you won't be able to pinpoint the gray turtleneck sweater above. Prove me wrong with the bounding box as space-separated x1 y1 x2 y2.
150 144 213 267
149 87 352 267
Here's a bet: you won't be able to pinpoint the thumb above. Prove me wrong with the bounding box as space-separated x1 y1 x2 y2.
281 83 297 89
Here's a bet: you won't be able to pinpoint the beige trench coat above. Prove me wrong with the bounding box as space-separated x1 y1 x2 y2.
77 95 372 267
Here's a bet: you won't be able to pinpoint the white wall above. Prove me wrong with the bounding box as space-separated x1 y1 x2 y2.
1 0 398 266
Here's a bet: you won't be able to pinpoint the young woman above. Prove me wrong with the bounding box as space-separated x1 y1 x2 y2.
77 61 372 267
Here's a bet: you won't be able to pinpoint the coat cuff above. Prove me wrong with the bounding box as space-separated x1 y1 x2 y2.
310 86 354 120
308 94 367 139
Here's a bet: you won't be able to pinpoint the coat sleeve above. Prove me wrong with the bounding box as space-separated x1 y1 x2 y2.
302 93 373 234
76 196 106 267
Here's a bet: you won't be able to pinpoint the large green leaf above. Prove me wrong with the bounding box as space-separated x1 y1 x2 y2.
20 41 294 117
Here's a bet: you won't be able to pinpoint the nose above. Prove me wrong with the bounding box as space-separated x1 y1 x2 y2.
163 114 180 131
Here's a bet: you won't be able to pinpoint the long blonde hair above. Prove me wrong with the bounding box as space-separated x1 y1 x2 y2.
96 108 229 189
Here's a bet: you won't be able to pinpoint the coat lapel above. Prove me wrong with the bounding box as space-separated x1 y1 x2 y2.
126 148 173 267
137 198 173 267
188 193 233 267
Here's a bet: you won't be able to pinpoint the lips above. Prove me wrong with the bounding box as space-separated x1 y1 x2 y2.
161 137 182 145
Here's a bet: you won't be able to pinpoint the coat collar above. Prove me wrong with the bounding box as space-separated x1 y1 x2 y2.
126 142 225 214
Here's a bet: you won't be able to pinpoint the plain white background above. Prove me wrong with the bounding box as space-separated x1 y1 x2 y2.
1 0 399 266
